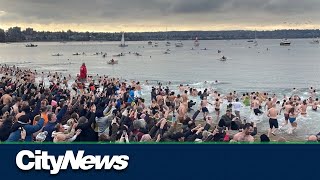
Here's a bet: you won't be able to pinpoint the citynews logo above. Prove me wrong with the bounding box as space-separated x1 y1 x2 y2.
16 150 129 175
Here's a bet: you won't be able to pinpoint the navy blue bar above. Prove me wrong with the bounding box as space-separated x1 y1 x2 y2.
0 144 318 180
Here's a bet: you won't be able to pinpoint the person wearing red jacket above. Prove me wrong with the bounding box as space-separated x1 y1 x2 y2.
79 63 87 81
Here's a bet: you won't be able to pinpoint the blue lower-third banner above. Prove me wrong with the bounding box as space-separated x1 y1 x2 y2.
0 144 318 180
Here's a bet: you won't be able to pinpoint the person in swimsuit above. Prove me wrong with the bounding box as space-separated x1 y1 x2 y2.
312 98 319 111
201 97 209 120
267 104 279 137
300 100 307 116
214 98 221 122
288 107 298 134
282 101 292 127
252 96 262 116
226 92 233 103
265 97 273 110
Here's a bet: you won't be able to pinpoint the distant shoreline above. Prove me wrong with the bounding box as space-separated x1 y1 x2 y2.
0 37 318 43
1 27 320 43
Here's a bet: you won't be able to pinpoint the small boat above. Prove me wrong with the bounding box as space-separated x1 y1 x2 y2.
52 53 63 56
219 56 227 61
148 41 152 45
218 50 221 53
164 51 170 54
280 39 291 46
26 43 38 47
247 40 254 42
194 37 200 47
175 41 183 47
73 53 81 55
154 42 159 47
134 52 142 56
112 53 124 57
310 38 319 44
119 32 128 47
165 41 171 46
107 59 118 65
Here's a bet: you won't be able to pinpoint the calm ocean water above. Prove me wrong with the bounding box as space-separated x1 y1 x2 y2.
1 39 320 139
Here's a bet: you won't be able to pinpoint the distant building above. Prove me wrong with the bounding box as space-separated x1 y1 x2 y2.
25 28 35 35
0 28 5 42
24 28 35 41
6 26 24 42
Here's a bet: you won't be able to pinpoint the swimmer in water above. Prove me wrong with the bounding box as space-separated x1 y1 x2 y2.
312 98 319 111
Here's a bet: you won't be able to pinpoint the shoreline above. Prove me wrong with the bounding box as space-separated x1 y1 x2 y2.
0 63 318 143
1 37 319 43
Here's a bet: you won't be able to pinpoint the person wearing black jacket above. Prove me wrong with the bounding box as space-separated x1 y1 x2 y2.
0 116 13 141
75 104 98 142
218 109 237 129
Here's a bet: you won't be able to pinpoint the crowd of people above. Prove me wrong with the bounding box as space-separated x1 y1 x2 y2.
0 63 319 143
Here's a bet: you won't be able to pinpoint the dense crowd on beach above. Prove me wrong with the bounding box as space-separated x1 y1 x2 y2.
0 63 319 143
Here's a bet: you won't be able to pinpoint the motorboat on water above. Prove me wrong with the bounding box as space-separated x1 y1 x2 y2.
148 41 152 45
26 43 38 47
280 39 291 46
247 40 254 42
219 56 227 61
310 38 319 44
119 32 128 47
175 41 183 47
113 53 125 57
154 42 159 47
165 41 171 46
73 52 81 55
107 59 118 65
52 53 63 56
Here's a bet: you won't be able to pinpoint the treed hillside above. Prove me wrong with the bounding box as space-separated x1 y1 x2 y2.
1 27 320 42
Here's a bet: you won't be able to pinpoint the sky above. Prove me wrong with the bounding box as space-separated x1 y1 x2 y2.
0 0 320 32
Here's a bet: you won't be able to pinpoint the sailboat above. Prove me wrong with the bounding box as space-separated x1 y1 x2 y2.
194 36 200 47
253 31 258 46
309 28 319 44
119 32 128 47
247 31 254 42
165 27 171 46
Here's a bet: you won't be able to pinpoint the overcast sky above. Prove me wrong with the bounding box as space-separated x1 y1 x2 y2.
0 0 319 32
